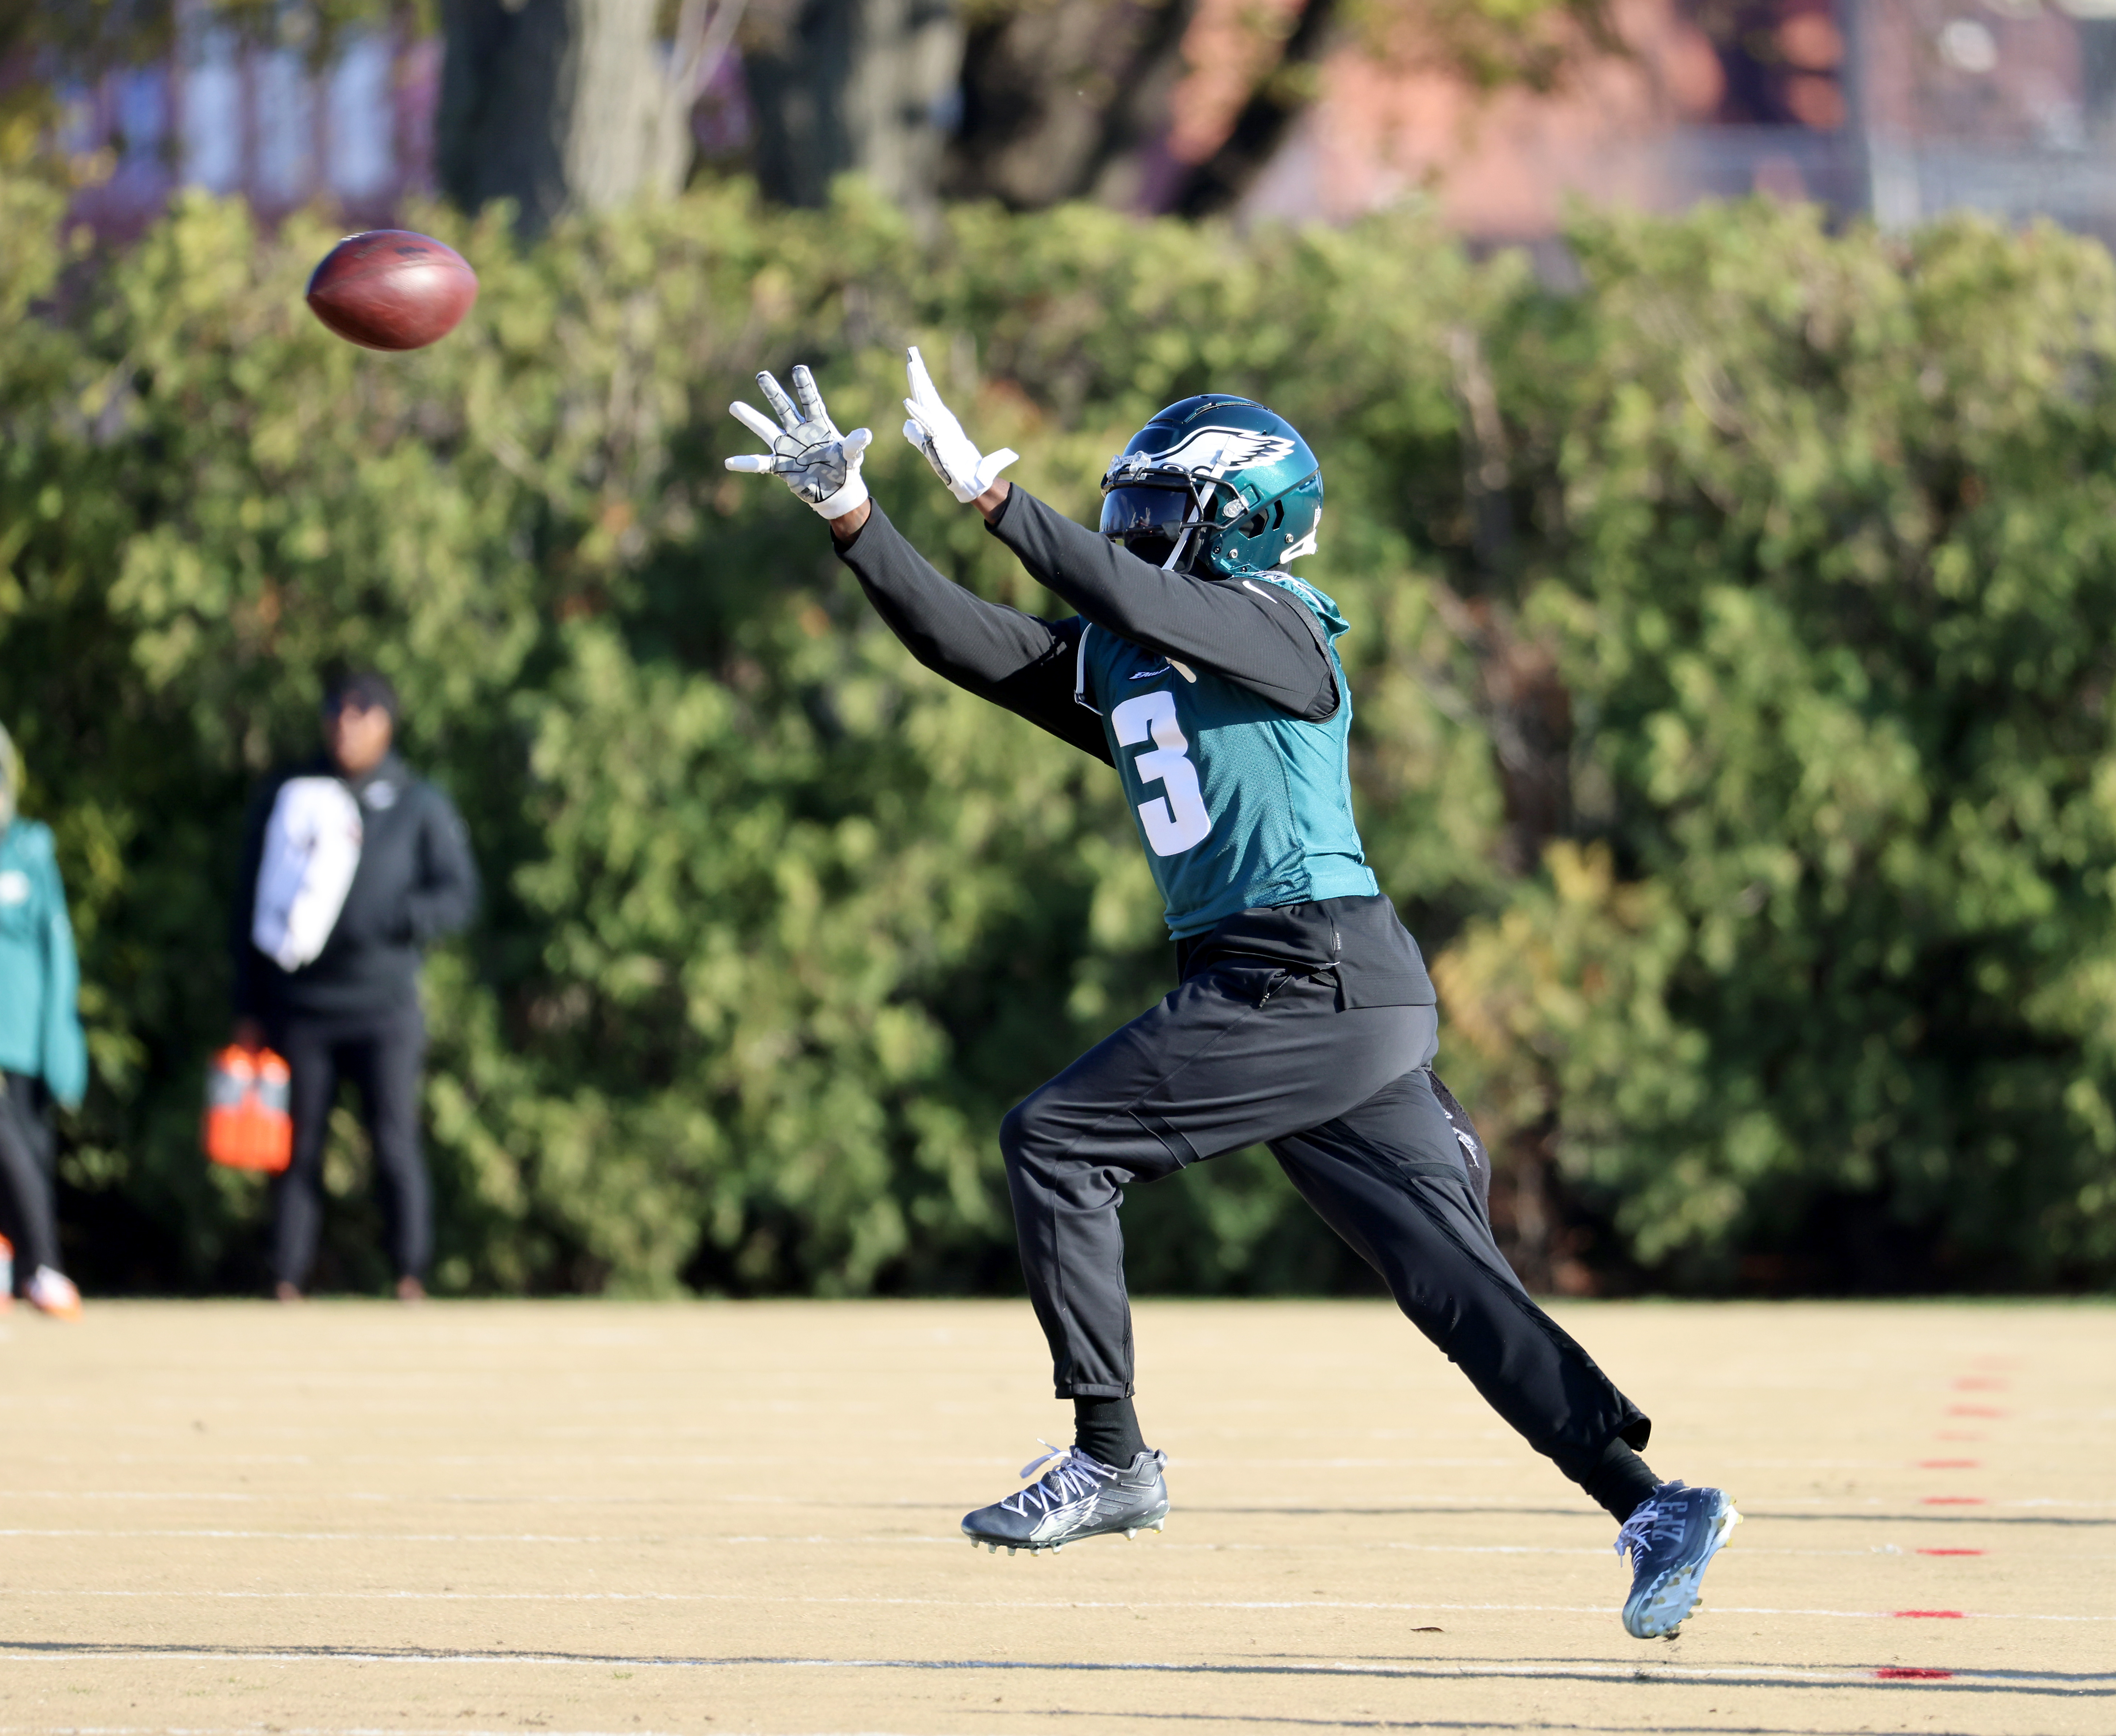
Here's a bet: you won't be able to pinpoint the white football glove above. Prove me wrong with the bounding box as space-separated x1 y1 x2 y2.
900 345 1018 504
725 365 872 519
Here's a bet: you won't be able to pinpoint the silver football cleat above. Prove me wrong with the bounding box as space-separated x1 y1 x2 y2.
961 1443 1171 1554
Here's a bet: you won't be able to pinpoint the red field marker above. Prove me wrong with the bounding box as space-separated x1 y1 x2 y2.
1947 1405 2004 1417
1921 1496 1987 1506
1892 1610 1967 1619
1875 1667 1955 1679
1951 1377 2007 1390
1917 1548 1984 1557
1917 1459 1981 1469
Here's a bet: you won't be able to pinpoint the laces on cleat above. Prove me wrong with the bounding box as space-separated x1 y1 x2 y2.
999 1442 1117 1516
1614 1496 1672 1567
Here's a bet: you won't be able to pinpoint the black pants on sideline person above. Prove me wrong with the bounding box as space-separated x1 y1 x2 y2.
999 959 1651 1487
270 1010 431 1290
0 1071 61 1279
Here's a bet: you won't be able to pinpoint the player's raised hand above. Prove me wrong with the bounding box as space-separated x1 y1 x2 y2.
901 346 1018 505
725 365 872 519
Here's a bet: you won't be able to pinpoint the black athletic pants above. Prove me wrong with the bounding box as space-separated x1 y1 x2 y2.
270 1009 431 1289
0 1071 61 1280
1001 959 1649 1486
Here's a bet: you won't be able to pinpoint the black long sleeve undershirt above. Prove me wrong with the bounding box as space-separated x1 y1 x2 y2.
835 501 1110 762
833 490 1337 763
985 487 1338 723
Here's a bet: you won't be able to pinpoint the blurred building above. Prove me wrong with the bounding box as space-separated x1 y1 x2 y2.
51 0 2116 245
1245 0 2116 245
60 22 438 235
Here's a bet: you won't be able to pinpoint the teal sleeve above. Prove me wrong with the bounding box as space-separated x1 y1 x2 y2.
38 842 87 1109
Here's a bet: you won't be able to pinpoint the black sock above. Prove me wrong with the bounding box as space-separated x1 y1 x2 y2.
1073 1395 1147 1468
1583 1436 1662 1524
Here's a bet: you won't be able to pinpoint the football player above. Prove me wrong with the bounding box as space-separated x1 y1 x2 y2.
724 352 1738 1638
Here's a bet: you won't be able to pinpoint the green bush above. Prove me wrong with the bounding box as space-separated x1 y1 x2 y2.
2 175 2112 1294
1441 205 2116 1290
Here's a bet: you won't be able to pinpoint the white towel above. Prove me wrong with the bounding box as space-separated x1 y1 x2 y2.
251 777 364 972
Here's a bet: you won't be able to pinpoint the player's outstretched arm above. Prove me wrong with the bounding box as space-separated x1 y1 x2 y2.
722 364 1109 764
992 491 1336 721
836 504 1111 765
892 351 1334 722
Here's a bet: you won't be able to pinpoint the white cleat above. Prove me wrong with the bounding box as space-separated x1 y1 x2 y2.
25 1266 81 1321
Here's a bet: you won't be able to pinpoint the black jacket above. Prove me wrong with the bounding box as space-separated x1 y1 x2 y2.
231 752 478 1022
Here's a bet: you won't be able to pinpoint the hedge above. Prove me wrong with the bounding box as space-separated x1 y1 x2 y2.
4 171 2111 1294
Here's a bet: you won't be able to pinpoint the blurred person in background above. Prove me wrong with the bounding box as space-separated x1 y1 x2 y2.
231 671 477 1303
0 721 87 1320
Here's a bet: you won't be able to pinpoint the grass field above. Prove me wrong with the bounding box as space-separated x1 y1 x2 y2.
1 1298 2109 1735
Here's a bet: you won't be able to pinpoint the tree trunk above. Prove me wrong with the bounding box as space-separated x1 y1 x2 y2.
1171 0 1337 216
438 0 691 237
741 0 964 212
939 0 1199 210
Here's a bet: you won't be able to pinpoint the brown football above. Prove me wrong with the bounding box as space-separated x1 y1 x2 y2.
305 230 479 352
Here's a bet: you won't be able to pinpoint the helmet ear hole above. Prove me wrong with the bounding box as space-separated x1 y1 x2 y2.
1234 499 1287 548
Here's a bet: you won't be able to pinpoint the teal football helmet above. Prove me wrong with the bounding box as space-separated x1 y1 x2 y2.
1098 395 1322 580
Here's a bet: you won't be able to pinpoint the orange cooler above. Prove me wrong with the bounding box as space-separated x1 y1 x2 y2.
203 1046 294 1172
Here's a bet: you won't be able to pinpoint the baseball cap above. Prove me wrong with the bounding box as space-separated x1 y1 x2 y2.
322 669 399 720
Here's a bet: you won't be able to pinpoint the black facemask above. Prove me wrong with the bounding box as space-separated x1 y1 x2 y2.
1099 484 1196 571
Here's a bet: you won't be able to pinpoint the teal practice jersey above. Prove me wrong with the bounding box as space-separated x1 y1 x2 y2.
1074 572 1379 938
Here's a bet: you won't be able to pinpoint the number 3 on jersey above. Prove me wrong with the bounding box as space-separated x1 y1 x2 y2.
1111 689 1213 856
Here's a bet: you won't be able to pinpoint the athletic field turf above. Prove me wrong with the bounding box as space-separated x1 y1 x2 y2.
2 1299 2109 1735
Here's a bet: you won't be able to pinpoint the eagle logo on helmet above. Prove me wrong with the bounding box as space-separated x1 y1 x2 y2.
1109 427 1298 484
